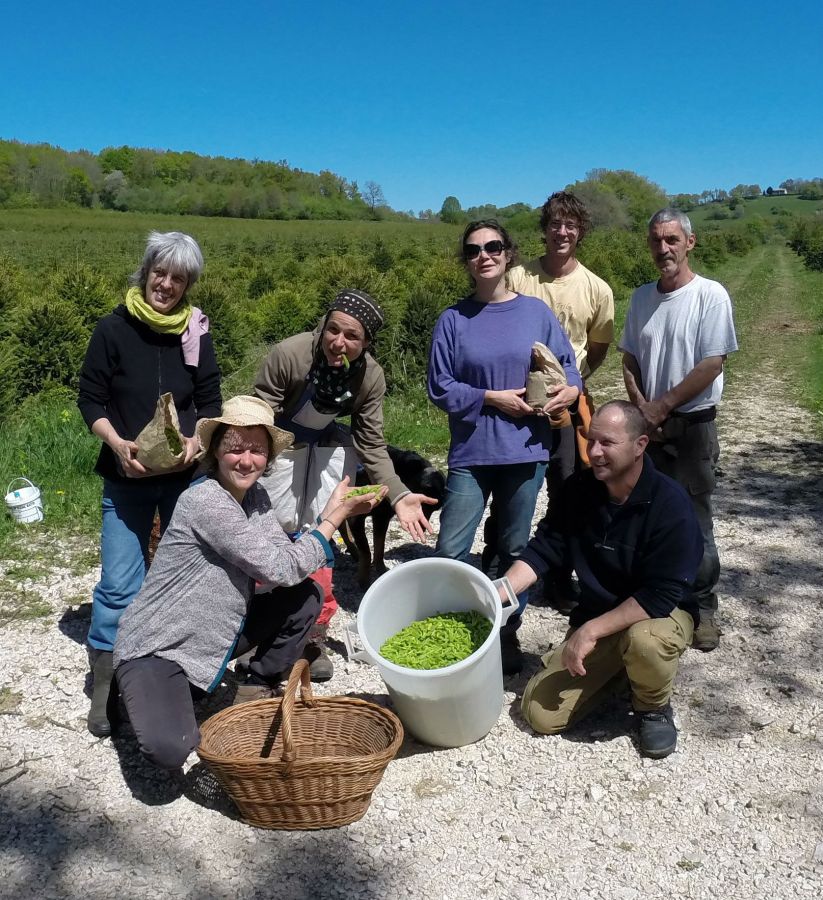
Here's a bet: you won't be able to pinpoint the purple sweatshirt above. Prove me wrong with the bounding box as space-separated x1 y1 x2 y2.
428 294 582 468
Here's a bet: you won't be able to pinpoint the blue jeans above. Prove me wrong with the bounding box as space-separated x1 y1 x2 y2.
435 462 547 618
88 477 191 652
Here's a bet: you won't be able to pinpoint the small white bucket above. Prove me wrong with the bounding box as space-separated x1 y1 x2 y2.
5 477 44 525
345 558 518 748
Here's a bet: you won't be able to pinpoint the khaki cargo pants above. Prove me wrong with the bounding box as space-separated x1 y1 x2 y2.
521 609 694 734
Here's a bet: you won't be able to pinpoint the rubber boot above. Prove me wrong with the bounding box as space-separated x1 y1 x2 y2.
306 623 334 683
87 650 119 737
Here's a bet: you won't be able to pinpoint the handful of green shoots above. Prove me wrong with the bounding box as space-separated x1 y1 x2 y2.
380 611 492 670
344 484 383 500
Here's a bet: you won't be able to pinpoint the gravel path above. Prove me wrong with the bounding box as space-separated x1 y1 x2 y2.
1 370 822 900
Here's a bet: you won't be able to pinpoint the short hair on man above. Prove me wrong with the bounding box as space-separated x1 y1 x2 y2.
648 208 693 239
539 191 592 242
593 399 649 440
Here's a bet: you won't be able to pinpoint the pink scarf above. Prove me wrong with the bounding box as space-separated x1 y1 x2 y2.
181 307 210 367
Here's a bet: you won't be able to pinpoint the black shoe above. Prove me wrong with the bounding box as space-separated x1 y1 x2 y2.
87 650 119 737
637 704 677 758
500 632 524 676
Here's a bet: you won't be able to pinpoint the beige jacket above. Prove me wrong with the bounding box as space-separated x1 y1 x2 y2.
254 330 407 502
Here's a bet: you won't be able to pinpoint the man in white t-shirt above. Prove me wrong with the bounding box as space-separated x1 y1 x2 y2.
483 191 615 618
619 208 738 651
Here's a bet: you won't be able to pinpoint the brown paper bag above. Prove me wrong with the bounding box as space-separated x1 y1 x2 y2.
525 342 570 427
135 393 188 472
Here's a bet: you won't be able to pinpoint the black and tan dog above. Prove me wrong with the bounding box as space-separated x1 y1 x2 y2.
342 446 446 587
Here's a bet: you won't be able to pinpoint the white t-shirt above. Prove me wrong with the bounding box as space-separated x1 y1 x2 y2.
618 274 738 413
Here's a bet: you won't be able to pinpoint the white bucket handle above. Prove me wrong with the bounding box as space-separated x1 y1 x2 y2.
343 621 373 665
492 576 519 625
7 477 36 495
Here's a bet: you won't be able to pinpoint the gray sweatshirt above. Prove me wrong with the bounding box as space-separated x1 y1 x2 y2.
113 477 333 691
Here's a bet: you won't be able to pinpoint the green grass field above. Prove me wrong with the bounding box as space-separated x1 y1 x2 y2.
688 193 823 231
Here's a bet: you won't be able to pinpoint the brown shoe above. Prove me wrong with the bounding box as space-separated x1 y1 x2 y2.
692 615 721 652
232 683 275 705
306 623 334 682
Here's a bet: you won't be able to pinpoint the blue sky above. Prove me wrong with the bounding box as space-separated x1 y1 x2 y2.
2 1 821 212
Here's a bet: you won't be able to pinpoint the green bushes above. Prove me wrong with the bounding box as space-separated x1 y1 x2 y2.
788 220 823 272
10 298 89 398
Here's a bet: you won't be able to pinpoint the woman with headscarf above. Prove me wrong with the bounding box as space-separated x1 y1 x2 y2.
77 231 221 737
254 288 437 679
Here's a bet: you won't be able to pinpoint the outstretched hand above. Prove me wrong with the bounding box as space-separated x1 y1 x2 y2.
394 493 438 543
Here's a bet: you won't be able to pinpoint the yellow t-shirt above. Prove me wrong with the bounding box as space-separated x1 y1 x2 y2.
507 260 614 379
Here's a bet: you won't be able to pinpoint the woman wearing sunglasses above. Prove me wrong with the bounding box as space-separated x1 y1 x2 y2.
427 220 582 674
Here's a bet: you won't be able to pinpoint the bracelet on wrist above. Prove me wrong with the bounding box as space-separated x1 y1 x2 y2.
322 517 340 530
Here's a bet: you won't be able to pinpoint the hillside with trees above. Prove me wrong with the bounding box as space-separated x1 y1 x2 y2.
0 139 395 221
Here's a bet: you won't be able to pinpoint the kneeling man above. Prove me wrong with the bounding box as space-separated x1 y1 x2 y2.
501 400 702 758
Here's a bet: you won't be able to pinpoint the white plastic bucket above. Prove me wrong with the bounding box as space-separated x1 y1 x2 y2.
4 477 44 525
345 558 518 748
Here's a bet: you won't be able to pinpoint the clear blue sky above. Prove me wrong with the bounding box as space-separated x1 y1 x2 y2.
2 0 821 212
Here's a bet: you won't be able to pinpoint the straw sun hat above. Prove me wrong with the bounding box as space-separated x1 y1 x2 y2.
196 395 294 458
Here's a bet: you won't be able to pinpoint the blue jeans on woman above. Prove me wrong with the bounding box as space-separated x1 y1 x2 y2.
435 462 547 622
88 476 192 652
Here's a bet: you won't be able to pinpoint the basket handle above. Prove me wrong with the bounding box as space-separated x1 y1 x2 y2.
279 658 315 766
6 477 35 495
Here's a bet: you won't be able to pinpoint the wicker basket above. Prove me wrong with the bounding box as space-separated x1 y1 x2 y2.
197 659 404 829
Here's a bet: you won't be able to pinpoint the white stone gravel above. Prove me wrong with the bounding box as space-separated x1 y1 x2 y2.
2 371 823 899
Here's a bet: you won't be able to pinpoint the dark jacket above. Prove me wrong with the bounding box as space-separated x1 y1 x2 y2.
77 305 222 483
519 455 703 626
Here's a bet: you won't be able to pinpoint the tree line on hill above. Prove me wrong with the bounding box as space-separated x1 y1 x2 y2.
2 139 819 230
0 139 396 221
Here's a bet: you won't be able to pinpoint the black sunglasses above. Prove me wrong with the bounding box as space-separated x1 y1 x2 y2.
463 240 506 260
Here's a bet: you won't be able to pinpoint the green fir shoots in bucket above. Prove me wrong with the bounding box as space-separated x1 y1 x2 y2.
380 611 493 670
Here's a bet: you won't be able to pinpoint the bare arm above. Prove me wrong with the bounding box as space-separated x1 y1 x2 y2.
585 340 610 375
622 352 646 407
498 559 540 599
562 596 650 676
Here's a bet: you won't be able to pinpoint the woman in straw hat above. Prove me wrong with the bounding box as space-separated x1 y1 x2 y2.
112 395 384 770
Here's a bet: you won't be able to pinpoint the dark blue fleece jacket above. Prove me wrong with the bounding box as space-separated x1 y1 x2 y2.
519 455 703 626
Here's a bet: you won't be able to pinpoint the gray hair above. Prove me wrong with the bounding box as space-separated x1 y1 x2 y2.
130 231 205 293
593 400 649 439
648 208 693 239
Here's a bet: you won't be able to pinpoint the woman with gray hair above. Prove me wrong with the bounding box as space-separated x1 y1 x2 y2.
77 230 222 738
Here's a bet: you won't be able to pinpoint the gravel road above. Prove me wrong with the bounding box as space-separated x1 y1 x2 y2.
1 370 822 900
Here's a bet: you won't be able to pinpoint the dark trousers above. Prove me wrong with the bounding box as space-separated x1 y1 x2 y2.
647 421 720 617
116 580 322 770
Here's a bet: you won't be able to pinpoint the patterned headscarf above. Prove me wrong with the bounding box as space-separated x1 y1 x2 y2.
328 289 384 340
307 289 383 416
